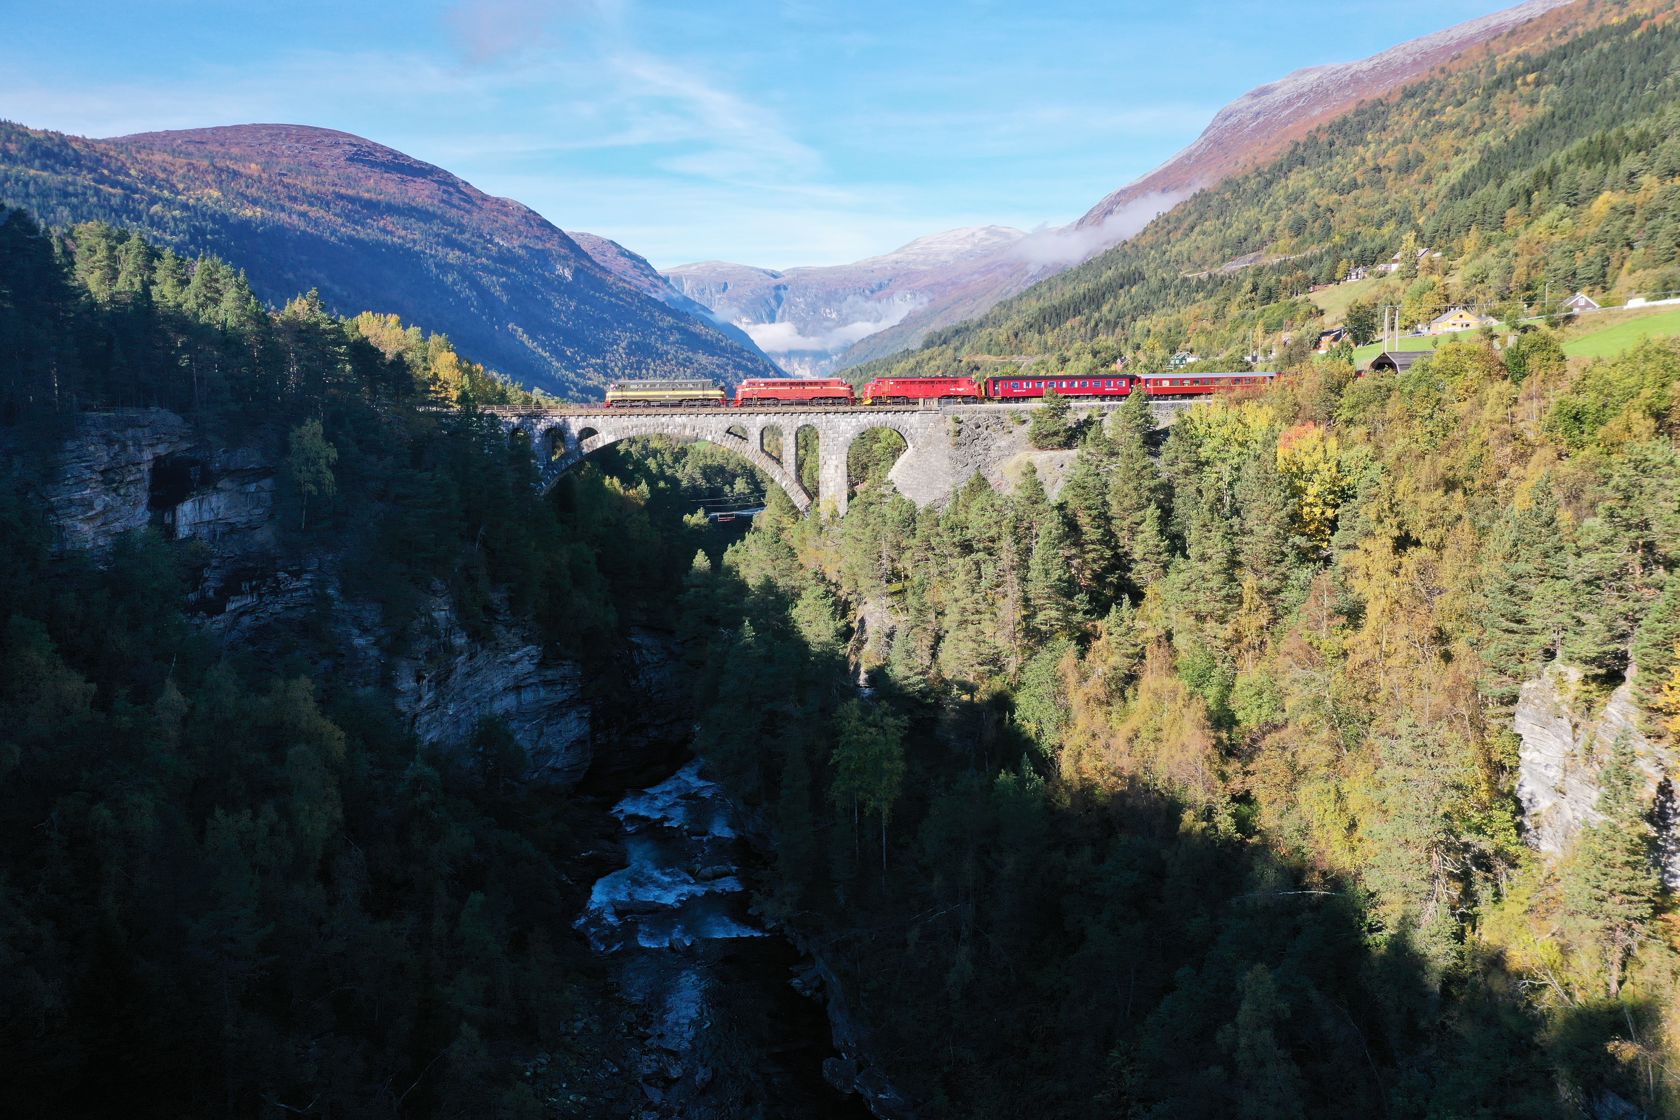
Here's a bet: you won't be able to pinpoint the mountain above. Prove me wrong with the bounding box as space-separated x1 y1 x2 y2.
864 0 1675 378
0 122 782 398
563 228 776 363
663 225 1026 376
671 0 1582 375
1071 0 1578 234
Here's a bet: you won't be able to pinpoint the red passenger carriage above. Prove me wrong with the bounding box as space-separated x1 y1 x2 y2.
1137 371 1277 397
982 374 1135 400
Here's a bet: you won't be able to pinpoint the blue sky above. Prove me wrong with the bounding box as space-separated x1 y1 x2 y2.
3 0 1519 269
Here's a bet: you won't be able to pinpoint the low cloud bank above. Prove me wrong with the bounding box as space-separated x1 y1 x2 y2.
743 301 917 357
1009 188 1194 268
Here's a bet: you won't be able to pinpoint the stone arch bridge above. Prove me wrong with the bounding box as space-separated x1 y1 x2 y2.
491 400 1189 516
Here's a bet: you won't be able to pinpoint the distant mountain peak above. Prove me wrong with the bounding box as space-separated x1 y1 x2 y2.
855 226 1028 269
1076 0 1579 230
754 0 1592 374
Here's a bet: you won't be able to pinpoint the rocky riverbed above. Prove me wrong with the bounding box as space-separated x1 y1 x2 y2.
579 758 875 1119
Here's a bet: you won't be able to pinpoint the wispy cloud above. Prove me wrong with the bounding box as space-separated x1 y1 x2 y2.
443 0 624 65
0 0 1263 266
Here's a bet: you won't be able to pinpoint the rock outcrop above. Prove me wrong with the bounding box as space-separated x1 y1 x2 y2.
393 599 592 787
41 409 618 789
42 408 197 553
41 408 277 577
1514 663 1679 888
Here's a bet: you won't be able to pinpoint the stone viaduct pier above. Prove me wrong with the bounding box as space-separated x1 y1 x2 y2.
493 399 1190 516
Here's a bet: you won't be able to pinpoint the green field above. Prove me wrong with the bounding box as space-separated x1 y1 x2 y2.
1309 276 1385 322
1562 306 1680 359
1349 330 1483 367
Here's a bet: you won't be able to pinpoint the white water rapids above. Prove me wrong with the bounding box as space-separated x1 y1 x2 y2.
579 759 766 953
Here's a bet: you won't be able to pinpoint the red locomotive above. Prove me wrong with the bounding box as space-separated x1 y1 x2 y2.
734 377 856 407
860 376 985 405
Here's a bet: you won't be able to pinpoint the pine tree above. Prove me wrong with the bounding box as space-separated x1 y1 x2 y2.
792 582 845 661
1129 504 1173 591
1108 391 1174 592
774 729 818 910
1632 580 1680 719
1235 447 1295 604
1027 513 1081 643
1227 965 1306 1120
1028 389 1075 449
1059 454 1121 609
829 700 907 871
1479 482 1571 707
1182 487 1241 646
1561 737 1659 997
151 248 188 308
1561 517 1635 678
1345 299 1380 346
286 419 338 531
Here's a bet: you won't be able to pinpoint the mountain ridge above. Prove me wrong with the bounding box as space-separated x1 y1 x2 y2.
861 0 1679 379
0 121 781 397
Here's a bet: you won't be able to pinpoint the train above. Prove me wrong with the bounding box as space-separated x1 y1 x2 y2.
600 370 1278 408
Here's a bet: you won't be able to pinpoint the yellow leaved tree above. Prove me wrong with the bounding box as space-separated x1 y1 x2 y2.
1276 422 1353 551
1661 639 1680 740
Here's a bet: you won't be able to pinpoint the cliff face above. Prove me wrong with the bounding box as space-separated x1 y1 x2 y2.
392 599 593 787
1514 663 1679 888
37 409 691 790
44 408 201 553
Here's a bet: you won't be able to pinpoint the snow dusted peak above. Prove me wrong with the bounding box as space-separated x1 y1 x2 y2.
1076 0 1578 231
1203 0 1576 132
859 225 1028 269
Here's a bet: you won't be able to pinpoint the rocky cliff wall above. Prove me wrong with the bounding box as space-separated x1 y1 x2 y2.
392 597 593 787
37 409 690 791
1514 663 1679 888
41 408 278 601
42 408 199 553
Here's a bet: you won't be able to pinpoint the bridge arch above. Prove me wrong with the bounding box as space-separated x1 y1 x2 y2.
525 414 813 512
847 425 910 495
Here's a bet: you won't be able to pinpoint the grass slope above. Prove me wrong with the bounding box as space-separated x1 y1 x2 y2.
1564 306 1680 357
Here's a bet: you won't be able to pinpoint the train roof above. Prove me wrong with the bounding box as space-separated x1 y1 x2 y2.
738 377 851 386
606 378 721 390
1140 370 1277 378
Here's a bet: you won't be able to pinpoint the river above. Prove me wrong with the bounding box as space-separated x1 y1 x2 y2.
579 758 876 1119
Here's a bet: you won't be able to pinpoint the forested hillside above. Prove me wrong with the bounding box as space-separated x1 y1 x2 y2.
863 1 1680 377
0 122 782 399
683 334 1680 1115
0 207 752 1116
